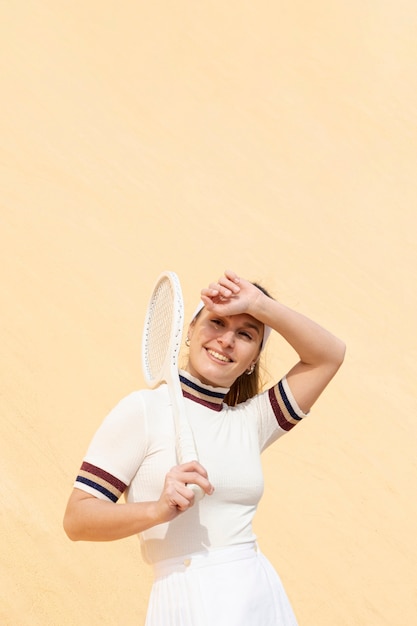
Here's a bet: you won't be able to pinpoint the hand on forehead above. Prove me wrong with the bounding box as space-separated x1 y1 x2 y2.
190 301 271 351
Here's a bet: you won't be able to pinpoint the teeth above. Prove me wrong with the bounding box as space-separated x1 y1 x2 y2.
207 349 232 363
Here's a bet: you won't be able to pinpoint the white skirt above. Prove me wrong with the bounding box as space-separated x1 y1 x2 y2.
145 543 298 626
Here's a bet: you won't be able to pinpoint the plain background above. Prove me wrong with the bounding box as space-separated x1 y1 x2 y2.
1 2 416 624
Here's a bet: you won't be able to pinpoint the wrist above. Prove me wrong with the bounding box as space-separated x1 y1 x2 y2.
149 501 165 525
248 288 275 323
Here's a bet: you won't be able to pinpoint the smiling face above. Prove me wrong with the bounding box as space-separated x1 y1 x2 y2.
185 309 264 388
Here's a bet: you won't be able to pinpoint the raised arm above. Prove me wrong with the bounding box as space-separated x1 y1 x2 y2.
201 270 346 413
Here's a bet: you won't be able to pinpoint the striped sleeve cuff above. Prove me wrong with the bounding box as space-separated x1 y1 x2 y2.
268 377 309 432
75 461 127 502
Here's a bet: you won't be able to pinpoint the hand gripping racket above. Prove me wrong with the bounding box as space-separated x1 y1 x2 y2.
142 271 204 500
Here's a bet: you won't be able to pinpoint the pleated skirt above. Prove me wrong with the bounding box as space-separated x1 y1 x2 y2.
145 542 298 626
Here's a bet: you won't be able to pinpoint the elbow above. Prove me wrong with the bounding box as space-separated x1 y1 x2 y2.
338 338 347 365
63 519 78 542
63 511 82 542
332 338 346 370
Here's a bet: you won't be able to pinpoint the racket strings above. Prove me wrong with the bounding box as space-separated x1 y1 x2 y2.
144 279 176 379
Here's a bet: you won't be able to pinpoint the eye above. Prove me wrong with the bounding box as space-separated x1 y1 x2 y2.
238 331 253 340
210 318 224 327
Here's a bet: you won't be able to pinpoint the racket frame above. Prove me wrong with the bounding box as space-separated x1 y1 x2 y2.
142 271 204 498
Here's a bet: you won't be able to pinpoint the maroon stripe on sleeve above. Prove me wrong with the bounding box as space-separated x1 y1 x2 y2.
268 387 296 431
80 461 127 492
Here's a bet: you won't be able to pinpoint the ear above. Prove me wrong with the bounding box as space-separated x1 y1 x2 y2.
246 362 256 375
187 319 196 340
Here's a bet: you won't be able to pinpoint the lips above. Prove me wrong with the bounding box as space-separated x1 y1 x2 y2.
206 348 233 363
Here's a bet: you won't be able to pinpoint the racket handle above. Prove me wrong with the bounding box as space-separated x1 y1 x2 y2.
175 406 205 501
176 428 205 502
187 483 205 502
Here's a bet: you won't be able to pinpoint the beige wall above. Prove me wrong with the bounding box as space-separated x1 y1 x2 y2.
1 2 416 624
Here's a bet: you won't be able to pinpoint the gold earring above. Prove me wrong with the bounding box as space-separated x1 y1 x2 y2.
185 336 190 347
246 363 255 375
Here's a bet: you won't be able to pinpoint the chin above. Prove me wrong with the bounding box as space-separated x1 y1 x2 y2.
202 367 235 388
189 353 238 387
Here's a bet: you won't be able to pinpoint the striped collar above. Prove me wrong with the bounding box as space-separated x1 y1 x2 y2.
179 369 229 412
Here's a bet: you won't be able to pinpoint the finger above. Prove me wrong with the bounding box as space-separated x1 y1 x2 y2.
169 463 215 495
217 276 240 295
175 482 208 510
176 461 209 477
183 471 215 496
207 283 222 296
202 285 237 306
170 490 193 512
200 294 216 310
201 286 224 305
224 269 240 284
186 482 205 502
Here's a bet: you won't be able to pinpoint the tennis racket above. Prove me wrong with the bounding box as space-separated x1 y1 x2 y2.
142 271 204 500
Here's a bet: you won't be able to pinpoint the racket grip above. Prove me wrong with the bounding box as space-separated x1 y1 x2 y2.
176 417 205 501
187 483 205 502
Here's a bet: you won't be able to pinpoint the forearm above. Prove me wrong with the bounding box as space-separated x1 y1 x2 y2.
64 462 214 542
63 490 161 542
251 293 345 412
251 295 346 368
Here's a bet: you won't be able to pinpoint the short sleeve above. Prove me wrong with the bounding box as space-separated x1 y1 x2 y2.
256 376 309 451
74 391 148 502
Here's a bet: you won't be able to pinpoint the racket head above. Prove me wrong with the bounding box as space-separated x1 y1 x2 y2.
142 271 184 388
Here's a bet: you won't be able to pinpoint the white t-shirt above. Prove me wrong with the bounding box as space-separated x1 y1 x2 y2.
74 371 307 564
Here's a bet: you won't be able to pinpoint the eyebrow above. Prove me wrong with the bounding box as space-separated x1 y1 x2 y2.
240 321 262 335
210 314 263 335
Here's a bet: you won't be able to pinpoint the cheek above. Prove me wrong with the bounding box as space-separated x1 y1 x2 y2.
193 324 214 343
189 328 208 356
243 344 260 365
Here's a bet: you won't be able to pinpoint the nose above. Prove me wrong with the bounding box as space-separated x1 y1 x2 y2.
218 330 235 347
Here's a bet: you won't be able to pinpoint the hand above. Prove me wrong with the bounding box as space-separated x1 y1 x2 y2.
201 270 263 318
154 461 214 522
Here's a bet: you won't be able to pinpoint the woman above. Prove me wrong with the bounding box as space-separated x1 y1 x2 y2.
64 269 345 625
